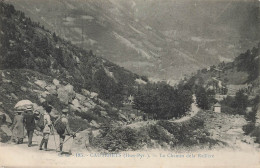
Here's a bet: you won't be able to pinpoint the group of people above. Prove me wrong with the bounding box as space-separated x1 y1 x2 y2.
11 102 75 154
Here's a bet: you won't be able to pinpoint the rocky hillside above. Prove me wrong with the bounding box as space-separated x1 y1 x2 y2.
0 68 127 130
7 0 258 80
0 2 148 107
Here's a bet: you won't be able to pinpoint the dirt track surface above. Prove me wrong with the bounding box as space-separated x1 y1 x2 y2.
0 139 259 168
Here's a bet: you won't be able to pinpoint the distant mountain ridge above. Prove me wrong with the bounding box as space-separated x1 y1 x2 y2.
7 0 258 80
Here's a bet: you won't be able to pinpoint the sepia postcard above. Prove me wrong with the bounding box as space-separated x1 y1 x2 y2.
0 0 259 167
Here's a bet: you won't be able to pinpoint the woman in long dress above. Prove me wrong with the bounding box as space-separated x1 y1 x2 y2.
12 111 24 144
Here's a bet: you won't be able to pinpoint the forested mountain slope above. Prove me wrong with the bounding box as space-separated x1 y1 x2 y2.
0 2 147 106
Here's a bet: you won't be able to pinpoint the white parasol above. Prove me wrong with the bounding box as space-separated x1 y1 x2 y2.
14 100 33 111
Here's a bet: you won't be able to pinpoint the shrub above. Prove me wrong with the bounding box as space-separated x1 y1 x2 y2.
189 117 205 128
251 126 260 144
91 127 148 152
146 125 176 144
158 118 211 146
242 123 255 135
221 105 236 115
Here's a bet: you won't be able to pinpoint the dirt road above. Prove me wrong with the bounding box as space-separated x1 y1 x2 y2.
1 136 259 168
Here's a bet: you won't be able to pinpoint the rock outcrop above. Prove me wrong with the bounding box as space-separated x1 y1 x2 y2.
57 84 76 105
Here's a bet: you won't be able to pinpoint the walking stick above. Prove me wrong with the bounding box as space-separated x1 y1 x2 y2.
55 127 81 151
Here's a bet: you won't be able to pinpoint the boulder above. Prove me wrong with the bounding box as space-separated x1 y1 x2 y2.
91 130 101 137
84 101 95 108
34 80 47 89
98 99 109 106
57 84 76 104
75 93 86 103
81 89 91 97
0 125 12 142
100 111 108 117
72 99 81 108
69 104 81 113
40 91 50 98
20 86 27 92
90 120 100 128
88 100 95 105
53 79 60 86
10 93 18 100
112 107 117 111
81 107 90 113
3 79 11 83
33 89 43 94
45 85 57 95
119 113 128 120
50 108 59 115
96 105 105 111
39 98 46 103
90 92 98 99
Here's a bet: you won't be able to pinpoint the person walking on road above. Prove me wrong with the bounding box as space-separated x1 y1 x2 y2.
54 109 75 154
39 105 52 151
12 110 24 144
23 106 36 147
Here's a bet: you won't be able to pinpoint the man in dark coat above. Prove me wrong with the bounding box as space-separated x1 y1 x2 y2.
23 106 36 147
